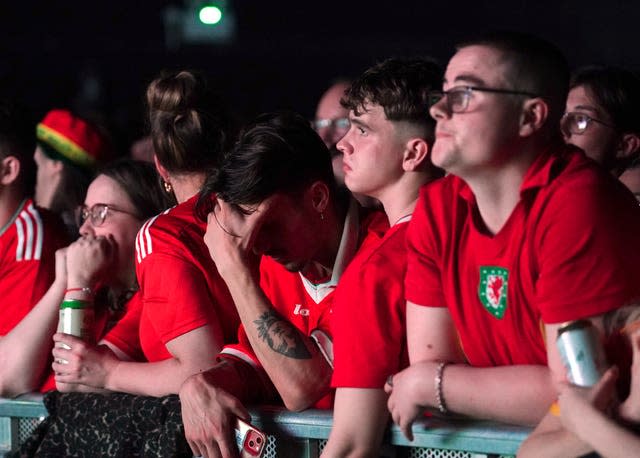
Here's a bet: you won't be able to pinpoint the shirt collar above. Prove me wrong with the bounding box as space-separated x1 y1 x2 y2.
458 145 569 203
299 198 359 302
0 198 29 236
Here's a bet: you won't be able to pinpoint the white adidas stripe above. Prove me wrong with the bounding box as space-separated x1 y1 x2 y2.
15 218 24 261
135 210 168 263
14 204 43 261
26 203 44 260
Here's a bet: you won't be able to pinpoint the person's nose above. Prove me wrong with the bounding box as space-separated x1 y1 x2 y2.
79 218 95 237
429 96 449 120
336 132 352 156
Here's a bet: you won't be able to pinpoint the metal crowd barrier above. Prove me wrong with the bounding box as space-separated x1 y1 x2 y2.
0 394 531 457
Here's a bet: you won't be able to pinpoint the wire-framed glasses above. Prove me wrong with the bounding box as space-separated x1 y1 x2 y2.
75 204 138 227
427 86 539 113
561 112 617 135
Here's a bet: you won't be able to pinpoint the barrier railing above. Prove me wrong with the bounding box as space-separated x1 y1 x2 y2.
0 394 531 457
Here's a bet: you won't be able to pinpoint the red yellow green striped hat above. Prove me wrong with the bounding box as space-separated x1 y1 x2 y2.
36 109 110 170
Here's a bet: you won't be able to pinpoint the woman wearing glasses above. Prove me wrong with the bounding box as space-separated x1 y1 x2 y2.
561 65 640 176
51 70 241 397
0 159 170 396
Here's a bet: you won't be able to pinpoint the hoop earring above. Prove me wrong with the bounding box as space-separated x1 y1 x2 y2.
163 180 173 194
320 212 325 221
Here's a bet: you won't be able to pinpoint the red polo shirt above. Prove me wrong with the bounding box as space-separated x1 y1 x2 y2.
406 147 640 367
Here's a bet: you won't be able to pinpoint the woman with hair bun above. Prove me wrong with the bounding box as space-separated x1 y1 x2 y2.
53 70 240 396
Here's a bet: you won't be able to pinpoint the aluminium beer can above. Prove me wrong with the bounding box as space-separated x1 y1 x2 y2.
556 319 606 387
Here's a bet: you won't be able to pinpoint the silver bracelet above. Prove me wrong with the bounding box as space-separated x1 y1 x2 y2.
434 362 449 415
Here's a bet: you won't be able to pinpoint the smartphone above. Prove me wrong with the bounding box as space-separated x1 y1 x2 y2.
235 418 266 458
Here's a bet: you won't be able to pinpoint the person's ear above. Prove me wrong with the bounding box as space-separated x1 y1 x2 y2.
153 154 170 182
519 98 548 137
403 138 430 172
0 156 21 186
616 133 640 162
307 180 330 215
51 159 64 173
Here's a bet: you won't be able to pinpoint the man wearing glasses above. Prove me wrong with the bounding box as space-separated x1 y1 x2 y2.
313 80 352 185
386 32 640 437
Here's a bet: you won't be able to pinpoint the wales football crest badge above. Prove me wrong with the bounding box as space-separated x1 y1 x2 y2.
478 266 509 319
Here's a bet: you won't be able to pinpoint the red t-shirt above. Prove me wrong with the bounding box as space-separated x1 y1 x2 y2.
219 202 387 408
0 198 67 336
331 219 409 389
405 147 640 367
40 292 143 393
101 292 145 361
104 194 239 362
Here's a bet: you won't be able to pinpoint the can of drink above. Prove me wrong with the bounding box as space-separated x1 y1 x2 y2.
556 319 606 387
56 299 95 349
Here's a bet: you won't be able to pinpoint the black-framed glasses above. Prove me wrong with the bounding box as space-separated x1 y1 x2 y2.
75 204 139 227
560 112 617 135
312 117 350 131
428 86 539 113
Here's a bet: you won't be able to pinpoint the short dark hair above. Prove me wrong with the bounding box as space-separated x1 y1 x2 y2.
570 65 640 135
341 57 441 142
197 111 334 218
457 31 570 130
0 102 36 194
146 70 233 175
98 158 175 220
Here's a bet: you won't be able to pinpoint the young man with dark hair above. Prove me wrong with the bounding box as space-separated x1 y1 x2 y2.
562 65 640 176
179 111 385 458
386 32 640 437
321 57 442 457
0 104 67 336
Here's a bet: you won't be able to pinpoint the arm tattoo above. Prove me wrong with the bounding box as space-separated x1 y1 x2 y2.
254 310 312 359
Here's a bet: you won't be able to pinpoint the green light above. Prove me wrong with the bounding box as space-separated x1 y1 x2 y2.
199 5 222 25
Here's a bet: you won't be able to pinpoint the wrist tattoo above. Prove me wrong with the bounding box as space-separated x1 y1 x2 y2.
254 310 311 359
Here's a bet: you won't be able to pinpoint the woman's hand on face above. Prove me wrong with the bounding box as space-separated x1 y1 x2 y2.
66 234 117 288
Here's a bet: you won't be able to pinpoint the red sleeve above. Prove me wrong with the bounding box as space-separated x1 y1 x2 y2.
332 230 407 389
136 253 212 344
404 186 448 308
535 176 640 323
219 324 263 368
101 293 145 361
0 214 66 335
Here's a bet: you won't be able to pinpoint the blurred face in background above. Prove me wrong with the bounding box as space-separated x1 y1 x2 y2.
562 85 620 165
33 146 62 209
314 81 351 185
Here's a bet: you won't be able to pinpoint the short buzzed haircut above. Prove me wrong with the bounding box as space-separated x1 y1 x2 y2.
0 102 36 193
457 31 570 131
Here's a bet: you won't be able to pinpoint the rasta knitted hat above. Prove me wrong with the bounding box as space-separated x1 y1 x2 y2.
36 109 111 171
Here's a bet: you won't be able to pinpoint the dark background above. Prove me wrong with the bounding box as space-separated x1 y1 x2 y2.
0 0 637 153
